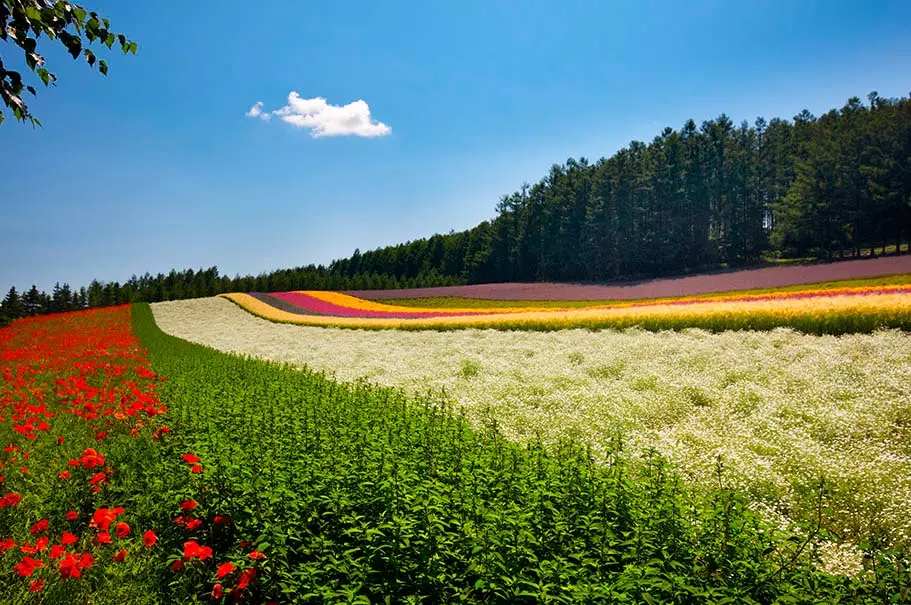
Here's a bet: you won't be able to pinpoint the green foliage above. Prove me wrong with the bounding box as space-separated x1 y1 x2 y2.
0 0 137 126
130 303 910 602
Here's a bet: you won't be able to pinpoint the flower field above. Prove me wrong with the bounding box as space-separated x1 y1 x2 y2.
152 296 911 558
0 308 272 603
1 303 909 601
222 283 911 332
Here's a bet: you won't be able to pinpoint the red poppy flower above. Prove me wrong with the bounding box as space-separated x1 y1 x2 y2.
30 519 48 535
190 464 203 474
50 544 65 560
115 522 130 538
248 548 266 560
2 492 21 507
61 532 78 545
212 583 224 599
20 542 37 554
96 532 112 545
35 536 49 551
180 499 198 511
59 552 92 578
213 515 231 526
182 540 213 561
0 538 15 552
90 507 124 532
182 453 200 465
216 562 235 578
29 579 45 593
113 549 127 562
58 470 71 480
14 556 44 577
65 510 79 521
79 447 105 469
236 568 257 590
143 529 157 548
171 559 185 571
57 436 65 446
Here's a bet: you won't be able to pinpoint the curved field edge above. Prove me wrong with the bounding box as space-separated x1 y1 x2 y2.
133 303 909 602
381 274 911 309
220 291 911 334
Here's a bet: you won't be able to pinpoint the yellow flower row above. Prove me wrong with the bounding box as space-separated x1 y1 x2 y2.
221 291 911 333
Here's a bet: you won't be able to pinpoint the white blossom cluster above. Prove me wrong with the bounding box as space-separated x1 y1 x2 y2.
152 297 911 554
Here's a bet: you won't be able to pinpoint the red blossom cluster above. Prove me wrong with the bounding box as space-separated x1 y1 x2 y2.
0 308 271 601
0 308 167 594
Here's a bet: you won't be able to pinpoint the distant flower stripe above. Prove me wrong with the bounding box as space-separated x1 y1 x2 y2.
221 288 911 333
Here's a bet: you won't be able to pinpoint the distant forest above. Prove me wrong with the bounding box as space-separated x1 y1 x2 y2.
2 91 909 324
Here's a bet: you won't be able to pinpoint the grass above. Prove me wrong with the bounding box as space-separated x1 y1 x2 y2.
377 274 911 309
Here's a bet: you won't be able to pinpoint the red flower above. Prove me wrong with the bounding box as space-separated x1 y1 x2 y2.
142 529 157 548
248 548 266 561
35 536 49 551
213 515 231 526
57 436 65 446
182 453 201 465
1 492 21 507
113 549 127 562
96 532 112 545
79 447 105 469
59 552 93 579
174 514 202 530
182 540 213 561
236 567 257 590
216 562 235 578
0 538 15 552
89 472 107 486
115 522 130 538
50 544 65 560
65 510 79 521
58 470 71 480
30 519 48 535
90 507 124 532
29 579 45 593
171 559 184 571
14 556 44 577
190 464 203 474
180 499 198 511
212 583 224 599
20 542 37 554
61 532 78 545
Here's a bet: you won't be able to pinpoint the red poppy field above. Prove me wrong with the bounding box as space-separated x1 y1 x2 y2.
0 307 270 603
1 304 909 603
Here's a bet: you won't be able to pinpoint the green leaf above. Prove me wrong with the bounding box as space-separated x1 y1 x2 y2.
99 60 108 76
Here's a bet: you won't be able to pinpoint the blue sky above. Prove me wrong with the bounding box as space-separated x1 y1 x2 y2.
1 0 910 293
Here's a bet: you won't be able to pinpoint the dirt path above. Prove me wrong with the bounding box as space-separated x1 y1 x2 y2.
347 255 911 301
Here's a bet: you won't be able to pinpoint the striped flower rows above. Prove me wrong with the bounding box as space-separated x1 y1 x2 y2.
222 285 911 333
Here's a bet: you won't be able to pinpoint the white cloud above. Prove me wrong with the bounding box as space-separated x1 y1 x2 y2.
245 101 271 121
245 92 391 138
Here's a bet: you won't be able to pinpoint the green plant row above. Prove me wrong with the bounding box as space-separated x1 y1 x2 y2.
132 304 909 603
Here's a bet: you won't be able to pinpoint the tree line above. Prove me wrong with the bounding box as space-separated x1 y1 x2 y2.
2 91 909 325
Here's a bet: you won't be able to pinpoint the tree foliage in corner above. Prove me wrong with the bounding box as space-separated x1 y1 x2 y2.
0 0 136 126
